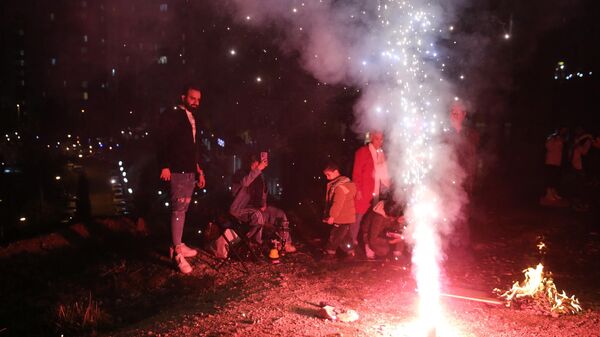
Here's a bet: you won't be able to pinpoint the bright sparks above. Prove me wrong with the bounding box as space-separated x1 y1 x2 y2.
370 2 452 335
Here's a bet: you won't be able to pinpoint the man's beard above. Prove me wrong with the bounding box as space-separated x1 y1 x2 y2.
184 102 199 113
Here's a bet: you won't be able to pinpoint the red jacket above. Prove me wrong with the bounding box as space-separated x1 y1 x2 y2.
352 145 375 214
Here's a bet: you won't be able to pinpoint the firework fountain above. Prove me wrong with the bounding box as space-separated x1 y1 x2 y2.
225 1 466 335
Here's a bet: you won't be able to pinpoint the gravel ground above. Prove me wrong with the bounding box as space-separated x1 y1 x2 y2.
1 197 599 337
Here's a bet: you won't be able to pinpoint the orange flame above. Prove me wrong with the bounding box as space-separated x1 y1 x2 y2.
495 263 582 315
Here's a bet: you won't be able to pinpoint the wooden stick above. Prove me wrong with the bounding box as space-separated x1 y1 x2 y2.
440 292 504 305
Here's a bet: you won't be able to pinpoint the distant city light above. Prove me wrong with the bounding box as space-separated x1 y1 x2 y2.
55 176 61 180
256 76 262 83
229 49 236 55
127 188 133 194
19 217 27 222
503 33 511 39
110 179 116 184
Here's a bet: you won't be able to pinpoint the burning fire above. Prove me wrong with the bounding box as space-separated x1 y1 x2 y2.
494 262 582 315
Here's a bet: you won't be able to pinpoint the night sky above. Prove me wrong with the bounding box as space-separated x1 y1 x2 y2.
1 0 597 137
0 0 598 230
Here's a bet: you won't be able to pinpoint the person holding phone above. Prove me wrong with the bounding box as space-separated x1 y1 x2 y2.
229 153 297 253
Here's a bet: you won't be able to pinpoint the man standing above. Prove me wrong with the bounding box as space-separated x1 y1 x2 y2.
447 102 480 196
352 131 390 247
444 102 480 247
158 84 206 274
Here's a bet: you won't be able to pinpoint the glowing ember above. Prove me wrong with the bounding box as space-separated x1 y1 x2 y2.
494 263 582 315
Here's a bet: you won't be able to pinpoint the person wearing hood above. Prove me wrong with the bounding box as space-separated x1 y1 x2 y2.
362 196 406 259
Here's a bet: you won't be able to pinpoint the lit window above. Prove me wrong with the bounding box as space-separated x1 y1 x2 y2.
50 13 55 21
20 80 25 86
111 68 116 76
83 35 88 42
50 58 57 65
19 50 25 56
158 56 168 64
83 92 89 100
160 3 168 11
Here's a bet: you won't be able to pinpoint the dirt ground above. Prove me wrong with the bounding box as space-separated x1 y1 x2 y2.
1 193 599 337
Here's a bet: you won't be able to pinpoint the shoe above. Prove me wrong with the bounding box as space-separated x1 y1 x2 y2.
322 250 336 260
364 244 375 260
344 251 356 261
170 243 198 259
284 243 297 253
550 188 563 200
175 253 193 274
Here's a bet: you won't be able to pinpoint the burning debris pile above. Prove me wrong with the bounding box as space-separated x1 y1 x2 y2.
494 263 582 316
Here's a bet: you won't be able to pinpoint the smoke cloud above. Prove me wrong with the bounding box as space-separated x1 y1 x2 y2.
219 3 482 304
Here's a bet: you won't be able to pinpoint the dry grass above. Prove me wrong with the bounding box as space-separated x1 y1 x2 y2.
55 292 110 333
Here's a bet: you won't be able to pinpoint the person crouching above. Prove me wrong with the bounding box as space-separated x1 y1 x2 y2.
362 197 406 260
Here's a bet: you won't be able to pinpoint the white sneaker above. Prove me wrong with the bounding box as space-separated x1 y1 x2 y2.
284 243 297 253
175 254 192 274
365 244 375 259
170 243 198 259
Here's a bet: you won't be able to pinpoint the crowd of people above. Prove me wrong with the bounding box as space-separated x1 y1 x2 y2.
541 126 600 211
158 85 481 274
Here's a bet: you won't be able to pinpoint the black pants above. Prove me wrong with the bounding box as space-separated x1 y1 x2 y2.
325 224 354 253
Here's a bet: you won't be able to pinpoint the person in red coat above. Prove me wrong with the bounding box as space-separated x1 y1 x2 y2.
351 131 390 246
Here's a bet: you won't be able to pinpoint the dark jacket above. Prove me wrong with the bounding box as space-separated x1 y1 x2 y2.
157 106 203 173
230 168 266 218
362 201 403 257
